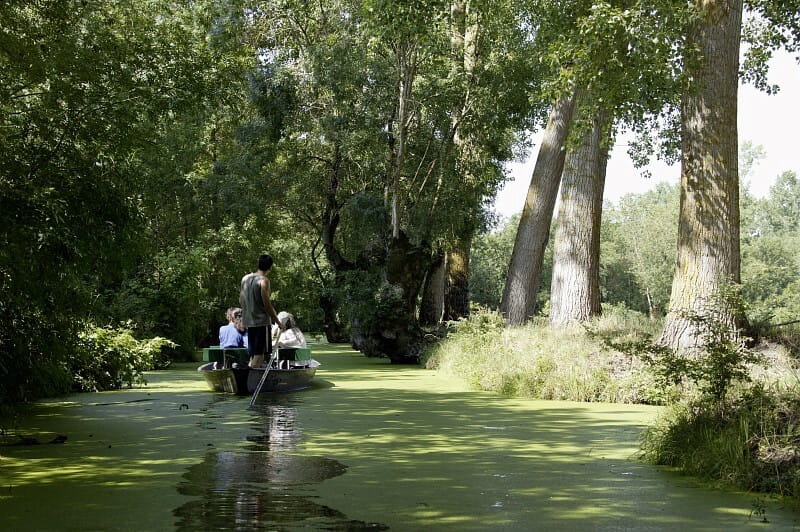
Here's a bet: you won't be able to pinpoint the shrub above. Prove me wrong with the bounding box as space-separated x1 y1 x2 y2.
70 324 174 392
641 385 800 496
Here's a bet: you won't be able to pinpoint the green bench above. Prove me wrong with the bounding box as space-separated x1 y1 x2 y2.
203 346 312 364
202 347 249 365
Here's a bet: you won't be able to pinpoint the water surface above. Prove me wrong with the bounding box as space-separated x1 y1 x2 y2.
1 344 797 530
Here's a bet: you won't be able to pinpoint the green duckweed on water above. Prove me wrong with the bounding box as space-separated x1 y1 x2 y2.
1 343 798 530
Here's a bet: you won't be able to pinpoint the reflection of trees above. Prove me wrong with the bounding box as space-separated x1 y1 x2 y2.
246 399 302 451
174 396 387 530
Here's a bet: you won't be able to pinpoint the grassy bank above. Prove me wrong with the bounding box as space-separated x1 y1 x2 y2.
423 306 667 404
424 309 800 498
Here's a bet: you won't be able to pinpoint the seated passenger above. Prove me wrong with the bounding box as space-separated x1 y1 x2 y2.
219 307 245 349
272 311 307 348
234 308 248 349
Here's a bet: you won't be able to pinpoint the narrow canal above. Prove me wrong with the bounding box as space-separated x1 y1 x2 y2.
1 344 797 530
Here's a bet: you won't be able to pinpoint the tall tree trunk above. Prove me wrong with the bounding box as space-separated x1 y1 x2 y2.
419 249 446 326
319 291 348 343
439 0 476 323
659 0 744 349
549 106 610 326
500 88 579 325
445 236 471 320
390 43 417 239
318 142 355 343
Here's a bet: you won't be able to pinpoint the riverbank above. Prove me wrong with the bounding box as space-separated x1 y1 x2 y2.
1 344 798 530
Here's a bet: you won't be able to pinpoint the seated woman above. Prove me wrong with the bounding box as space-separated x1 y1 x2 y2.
272 311 307 348
219 307 245 348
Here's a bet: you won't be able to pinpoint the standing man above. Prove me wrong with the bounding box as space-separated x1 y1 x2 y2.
240 253 284 368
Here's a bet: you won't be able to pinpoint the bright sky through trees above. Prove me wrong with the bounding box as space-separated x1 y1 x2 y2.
496 50 799 217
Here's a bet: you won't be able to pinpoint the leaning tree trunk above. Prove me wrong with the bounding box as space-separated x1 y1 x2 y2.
500 88 579 325
659 0 744 350
549 105 611 326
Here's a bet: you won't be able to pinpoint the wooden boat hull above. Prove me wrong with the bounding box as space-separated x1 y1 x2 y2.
198 360 319 395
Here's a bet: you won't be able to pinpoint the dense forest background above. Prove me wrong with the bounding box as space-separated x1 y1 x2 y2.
2 0 799 403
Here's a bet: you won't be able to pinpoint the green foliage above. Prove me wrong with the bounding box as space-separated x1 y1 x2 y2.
469 215 520 309
0 0 233 401
330 270 405 334
627 287 763 402
742 235 799 320
741 170 800 327
3 0 798 404
742 0 800 93
446 305 508 338
641 385 800 497
763 170 800 235
596 162 800 331
424 306 665 404
601 183 678 316
71 325 174 392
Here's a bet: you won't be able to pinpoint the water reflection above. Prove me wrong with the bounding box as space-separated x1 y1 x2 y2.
245 394 302 450
174 395 387 530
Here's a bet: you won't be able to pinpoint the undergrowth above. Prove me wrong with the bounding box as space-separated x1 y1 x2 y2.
640 385 800 497
423 305 669 404
70 324 174 392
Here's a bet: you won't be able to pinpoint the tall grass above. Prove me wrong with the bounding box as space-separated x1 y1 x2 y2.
640 385 800 497
423 306 668 404
638 322 800 498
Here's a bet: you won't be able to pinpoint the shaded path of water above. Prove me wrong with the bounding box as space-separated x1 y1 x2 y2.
0 344 798 530
173 394 386 530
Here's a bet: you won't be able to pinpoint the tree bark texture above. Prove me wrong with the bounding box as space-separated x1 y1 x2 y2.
319 292 349 343
440 0 475 324
318 143 355 343
549 106 610 326
500 88 579 325
390 44 416 239
659 0 743 349
419 249 446 326
445 236 471 321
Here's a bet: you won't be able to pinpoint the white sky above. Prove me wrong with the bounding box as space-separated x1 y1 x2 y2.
494 50 800 218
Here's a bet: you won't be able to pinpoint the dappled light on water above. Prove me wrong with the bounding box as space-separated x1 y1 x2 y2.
174 394 386 530
1 345 798 530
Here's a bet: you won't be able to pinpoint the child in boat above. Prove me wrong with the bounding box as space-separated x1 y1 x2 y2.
272 311 307 348
219 307 245 348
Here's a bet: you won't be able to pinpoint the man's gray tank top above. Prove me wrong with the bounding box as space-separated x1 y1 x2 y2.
240 273 269 328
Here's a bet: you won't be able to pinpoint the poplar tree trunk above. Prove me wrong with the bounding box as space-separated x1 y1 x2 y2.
500 88 578 325
549 106 610 326
659 0 744 349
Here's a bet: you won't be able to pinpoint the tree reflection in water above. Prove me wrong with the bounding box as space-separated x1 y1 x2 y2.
174 395 387 530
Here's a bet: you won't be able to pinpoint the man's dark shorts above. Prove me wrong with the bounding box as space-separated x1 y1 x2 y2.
246 325 272 357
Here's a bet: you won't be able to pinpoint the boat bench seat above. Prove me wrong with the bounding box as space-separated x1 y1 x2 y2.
277 347 312 361
203 347 249 364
